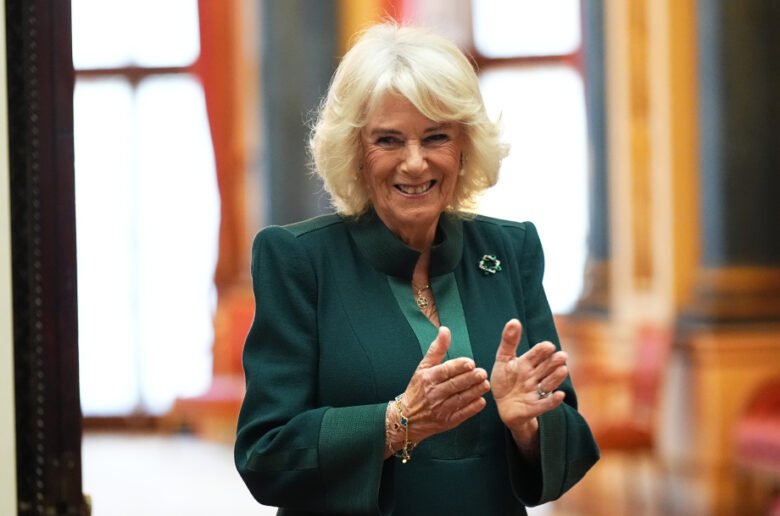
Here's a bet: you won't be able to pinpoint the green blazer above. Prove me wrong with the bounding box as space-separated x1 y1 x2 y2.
235 211 599 515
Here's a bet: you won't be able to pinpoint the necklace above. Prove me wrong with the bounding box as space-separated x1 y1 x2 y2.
414 284 431 309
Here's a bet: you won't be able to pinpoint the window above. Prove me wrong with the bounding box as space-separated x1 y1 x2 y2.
73 0 220 415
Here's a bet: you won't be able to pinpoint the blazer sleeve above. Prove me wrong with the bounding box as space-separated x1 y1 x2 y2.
506 222 600 506
234 226 390 515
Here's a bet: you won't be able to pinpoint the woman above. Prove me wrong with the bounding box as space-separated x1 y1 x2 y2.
235 23 599 515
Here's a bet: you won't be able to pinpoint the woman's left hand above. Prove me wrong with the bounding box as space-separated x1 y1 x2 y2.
491 319 568 441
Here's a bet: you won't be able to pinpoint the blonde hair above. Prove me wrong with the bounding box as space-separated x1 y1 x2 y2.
309 23 509 216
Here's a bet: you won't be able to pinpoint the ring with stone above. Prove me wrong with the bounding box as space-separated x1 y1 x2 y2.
536 383 551 400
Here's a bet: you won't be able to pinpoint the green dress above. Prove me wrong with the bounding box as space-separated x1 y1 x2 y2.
235 210 599 515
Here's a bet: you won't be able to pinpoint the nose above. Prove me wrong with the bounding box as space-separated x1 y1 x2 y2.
402 142 427 174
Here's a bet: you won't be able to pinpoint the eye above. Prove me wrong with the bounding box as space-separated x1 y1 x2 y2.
424 133 450 145
376 136 403 147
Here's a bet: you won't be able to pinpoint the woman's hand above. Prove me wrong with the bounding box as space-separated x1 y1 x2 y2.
399 326 490 444
491 319 568 449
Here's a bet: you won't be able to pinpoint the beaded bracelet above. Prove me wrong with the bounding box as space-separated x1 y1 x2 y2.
393 394 416 463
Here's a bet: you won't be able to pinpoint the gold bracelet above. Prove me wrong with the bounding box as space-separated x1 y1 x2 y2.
393 395 416 463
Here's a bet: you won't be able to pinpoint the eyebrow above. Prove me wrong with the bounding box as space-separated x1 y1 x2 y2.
366 123 455 137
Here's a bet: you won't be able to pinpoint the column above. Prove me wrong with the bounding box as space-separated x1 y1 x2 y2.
684 0 780 322
575 0 611 315
260 0 338 225
661 2 780 514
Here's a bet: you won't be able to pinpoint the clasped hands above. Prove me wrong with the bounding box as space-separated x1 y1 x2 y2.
394 319 568 451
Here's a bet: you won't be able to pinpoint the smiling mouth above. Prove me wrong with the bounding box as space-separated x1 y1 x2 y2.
395 180 436 195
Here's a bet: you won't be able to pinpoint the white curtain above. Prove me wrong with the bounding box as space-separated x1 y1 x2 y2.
73 0 220 415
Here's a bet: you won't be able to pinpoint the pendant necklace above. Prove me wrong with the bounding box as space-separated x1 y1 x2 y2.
414 284 431 309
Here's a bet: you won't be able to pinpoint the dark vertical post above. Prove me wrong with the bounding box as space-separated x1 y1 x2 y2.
698 0 780 267
685 0 780 322
6 0 85 513
259 0 338 225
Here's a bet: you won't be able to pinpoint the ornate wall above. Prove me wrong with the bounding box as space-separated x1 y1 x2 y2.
564 0 780 513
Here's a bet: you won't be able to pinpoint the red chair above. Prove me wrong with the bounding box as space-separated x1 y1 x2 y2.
570 325 673 515
734 379 780 515
576 325 672 451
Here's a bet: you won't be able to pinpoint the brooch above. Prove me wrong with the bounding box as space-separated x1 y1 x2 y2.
478 254 502 275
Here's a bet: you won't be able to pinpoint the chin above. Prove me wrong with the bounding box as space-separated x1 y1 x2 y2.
399 208 443 227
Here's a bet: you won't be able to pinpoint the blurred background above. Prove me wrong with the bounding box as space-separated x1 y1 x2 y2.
2 0 780 514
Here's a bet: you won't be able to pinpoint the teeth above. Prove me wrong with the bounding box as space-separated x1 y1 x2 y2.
397 181 433 195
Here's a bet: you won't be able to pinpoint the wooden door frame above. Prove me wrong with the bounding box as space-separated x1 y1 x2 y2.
6 0 85 513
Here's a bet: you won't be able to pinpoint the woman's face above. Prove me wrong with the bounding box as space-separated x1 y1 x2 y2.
359 95 463 246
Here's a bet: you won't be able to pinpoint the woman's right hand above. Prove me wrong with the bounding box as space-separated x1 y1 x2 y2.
396 327 490 444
